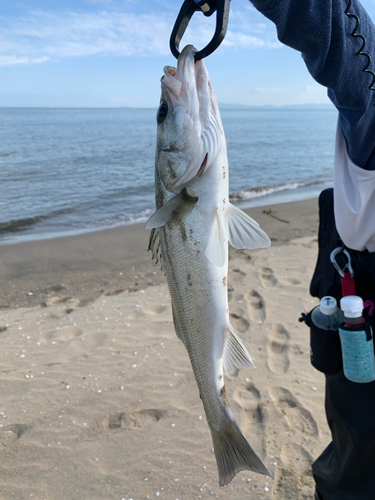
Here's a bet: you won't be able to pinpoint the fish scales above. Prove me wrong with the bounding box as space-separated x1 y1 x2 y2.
160 166 229 427
146 45 271 486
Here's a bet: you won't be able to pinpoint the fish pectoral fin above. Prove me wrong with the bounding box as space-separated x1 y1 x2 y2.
145 189 198 229
209 419 271 487
205 209 226 267
223 325 255 374
226 202 271 250
172 303 186 347
147 228 164 269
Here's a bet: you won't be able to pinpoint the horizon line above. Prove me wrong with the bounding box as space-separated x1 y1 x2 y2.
0 102 334 109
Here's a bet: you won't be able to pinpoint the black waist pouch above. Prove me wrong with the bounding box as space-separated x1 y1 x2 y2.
309 189 375 500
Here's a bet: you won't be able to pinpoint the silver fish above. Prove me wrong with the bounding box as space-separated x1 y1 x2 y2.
146 45 271 486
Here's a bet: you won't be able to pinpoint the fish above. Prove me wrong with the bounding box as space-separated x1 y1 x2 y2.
145 45 271 486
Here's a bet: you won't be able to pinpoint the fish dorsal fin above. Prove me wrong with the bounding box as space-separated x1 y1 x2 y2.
148 228 164 269
145 189 198 229
222 324 255 374
226 203 271 250
205 209 227 267
172 303 186 347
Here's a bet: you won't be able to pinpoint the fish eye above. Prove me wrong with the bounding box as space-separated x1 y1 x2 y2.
157 103 168 123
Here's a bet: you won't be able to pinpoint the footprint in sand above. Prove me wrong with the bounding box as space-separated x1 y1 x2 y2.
229 313 250 333
0 424 29 449
259 267 278 287
233 382 266 452
43 326 106 361
267 324 290 374
229 294 250 333
272 444 314 500
234 382 264 425
40 297 85 320
269 387 318 437
247 289 266 323
85 409 167 437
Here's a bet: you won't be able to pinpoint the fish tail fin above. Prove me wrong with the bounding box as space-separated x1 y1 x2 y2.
209 419 271 486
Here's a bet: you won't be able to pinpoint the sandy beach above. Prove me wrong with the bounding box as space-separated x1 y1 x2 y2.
0 198 331 500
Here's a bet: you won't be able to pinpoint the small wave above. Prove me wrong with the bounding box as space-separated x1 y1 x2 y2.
115 208 155 226
0 207 76 235
229 181 319 202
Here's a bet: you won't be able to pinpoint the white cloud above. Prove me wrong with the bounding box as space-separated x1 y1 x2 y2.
223 32 265 48
0 6 279 65
0 55 29 67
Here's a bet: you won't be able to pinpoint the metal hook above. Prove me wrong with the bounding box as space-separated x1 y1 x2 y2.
170 0 230 62
330 247 355 278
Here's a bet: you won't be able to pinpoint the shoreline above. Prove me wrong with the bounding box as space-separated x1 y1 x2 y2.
0 182 330 249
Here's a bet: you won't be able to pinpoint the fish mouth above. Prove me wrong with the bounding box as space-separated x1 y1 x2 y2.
159 45 224 191
161 45 199 102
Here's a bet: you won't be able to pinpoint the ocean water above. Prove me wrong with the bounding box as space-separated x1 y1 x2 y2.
0 106 337 245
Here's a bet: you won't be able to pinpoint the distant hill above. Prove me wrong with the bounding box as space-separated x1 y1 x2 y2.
218 103 334 110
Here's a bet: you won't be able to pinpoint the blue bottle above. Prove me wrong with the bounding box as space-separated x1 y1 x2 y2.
339 295 375 384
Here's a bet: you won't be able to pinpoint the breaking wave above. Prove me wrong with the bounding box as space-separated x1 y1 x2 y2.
229 181 319 202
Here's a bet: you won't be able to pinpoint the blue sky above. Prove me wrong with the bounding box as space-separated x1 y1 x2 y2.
1 0 375 107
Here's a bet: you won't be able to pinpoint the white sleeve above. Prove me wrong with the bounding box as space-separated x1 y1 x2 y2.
334 118 375 253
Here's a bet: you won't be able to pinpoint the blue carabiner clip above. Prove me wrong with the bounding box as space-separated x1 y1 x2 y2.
170 0 230 61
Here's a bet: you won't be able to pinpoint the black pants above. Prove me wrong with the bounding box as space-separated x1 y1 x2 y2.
310 189 375 500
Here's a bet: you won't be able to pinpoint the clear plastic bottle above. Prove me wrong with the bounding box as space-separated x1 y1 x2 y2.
339 295 375 383
311 296 344 330
310 296 344 374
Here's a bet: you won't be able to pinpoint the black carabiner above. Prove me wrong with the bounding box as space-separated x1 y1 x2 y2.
170 0 230 61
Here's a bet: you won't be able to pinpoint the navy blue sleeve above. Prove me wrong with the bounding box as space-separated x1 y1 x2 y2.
249 0 375 170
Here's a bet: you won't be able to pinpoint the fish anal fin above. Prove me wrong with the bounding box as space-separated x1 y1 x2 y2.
222 324 255 374
145 189 198 229
172 303 186 347
205 209 226 267
209 419 271 486
227 203 271 250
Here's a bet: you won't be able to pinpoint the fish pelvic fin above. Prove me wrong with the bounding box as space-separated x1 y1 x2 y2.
209 419 271 486
226 202 271 250
145 189 198 229
222 324 255 374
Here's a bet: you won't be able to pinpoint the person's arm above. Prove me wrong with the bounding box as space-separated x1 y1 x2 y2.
249 0 375 170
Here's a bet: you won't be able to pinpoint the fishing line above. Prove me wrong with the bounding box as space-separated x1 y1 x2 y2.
345 0 375 94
